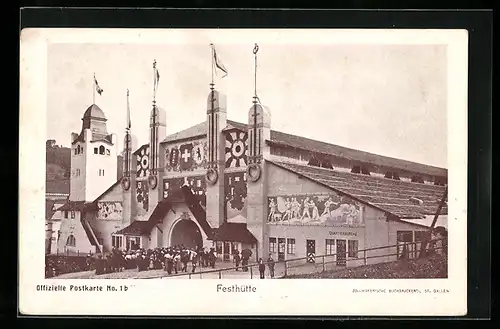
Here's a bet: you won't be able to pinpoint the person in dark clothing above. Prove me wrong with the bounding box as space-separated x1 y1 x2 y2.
258 258 266 279
209 248 216 269
165 252 173 274
181 249 189 272
234 251 241 271
241 256 249 272
267 254 275 278
95 255 104 275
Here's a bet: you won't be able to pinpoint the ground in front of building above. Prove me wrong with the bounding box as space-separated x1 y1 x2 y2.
283 254 448 279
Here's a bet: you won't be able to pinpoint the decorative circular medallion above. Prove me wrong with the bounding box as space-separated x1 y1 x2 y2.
225 131 248 168
136 147 150 177
205 168 218 185
121 177 131 191
246 163 262 182
148 175 158 189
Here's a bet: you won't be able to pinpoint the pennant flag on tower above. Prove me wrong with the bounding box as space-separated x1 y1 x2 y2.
211 44 228 78
94 75 103 95
153 60 160 92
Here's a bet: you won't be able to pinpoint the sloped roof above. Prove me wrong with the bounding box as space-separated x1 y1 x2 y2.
91 178 122 203
115 186 213 237
162 121 207 143
154 119 446 177
46 200 56 220
81 219 101 253
46 179 70 195
83 104 106 120
114 220 156 236
58 200 97 212
269 160 447 219
210 222 257 244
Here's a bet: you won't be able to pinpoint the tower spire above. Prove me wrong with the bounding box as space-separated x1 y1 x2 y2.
153 59 160 106
126 88 131 131
253 43 259 104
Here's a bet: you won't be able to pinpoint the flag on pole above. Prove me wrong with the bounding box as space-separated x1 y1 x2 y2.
211 44 228 78
94 76 103 95
153 60 160 92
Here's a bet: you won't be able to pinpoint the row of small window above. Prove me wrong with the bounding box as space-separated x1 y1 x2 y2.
268 237 359 258
74 145 111 156
72 169 106 176
63 211 76 219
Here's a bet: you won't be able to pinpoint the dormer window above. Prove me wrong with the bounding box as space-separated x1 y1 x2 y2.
385 171 400 180
434 177 447 186
351 165 370 175
411 175 424 184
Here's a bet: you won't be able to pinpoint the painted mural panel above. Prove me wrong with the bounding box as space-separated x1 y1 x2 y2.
136 181 149 216
225 172 247 222
267 193 363 226
165 140 207 173
163 175 206 207
225 131 248 169
136 145 150 178
97 202 123 220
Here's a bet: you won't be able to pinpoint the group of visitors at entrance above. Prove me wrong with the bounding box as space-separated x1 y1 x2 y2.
92 245 221 275
87 245 278 279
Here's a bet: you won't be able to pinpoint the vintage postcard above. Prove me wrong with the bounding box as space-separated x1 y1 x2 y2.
19 28 468 316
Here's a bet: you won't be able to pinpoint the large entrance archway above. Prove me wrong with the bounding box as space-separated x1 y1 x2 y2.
170 219 203 249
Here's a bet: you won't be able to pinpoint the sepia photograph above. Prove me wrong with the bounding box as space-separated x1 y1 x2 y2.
20 27 468 316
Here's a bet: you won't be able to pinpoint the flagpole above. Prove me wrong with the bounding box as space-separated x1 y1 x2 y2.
254 47 257 101
93 72 96 105
126 88 130 131
153 59 157 106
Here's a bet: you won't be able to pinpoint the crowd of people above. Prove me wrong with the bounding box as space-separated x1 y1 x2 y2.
92 245 221 275
45 244 278 279
45 255 91 278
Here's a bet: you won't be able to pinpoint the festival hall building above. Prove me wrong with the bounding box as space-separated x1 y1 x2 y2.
52 79 448 266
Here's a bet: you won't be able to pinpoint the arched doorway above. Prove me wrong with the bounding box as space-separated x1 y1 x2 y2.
170 219 203 249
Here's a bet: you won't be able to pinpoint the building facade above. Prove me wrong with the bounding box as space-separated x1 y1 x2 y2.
51 85 448 266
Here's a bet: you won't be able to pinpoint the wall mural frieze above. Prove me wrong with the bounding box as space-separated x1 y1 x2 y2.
97 202 123 220
267 193 363 226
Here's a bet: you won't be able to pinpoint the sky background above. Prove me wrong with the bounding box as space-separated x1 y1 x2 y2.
47 41 447 168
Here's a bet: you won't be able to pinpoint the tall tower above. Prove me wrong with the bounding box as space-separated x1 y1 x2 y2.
70 104 118 202
121 89 138 228
205 86 228 229
246 43 271 260
148 60 167 209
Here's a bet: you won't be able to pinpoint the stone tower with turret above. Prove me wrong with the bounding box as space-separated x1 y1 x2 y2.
70 104 118 202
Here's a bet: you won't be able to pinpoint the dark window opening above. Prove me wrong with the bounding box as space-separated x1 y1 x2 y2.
64 211 68 219
74 148 77 155
434 177 447 186
308 156 321 167
99 145 105 155
94 148 98 154
411 175 425 183
320 159 333 169
385 171 400 180
352 165 370 175
348 240 358 258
